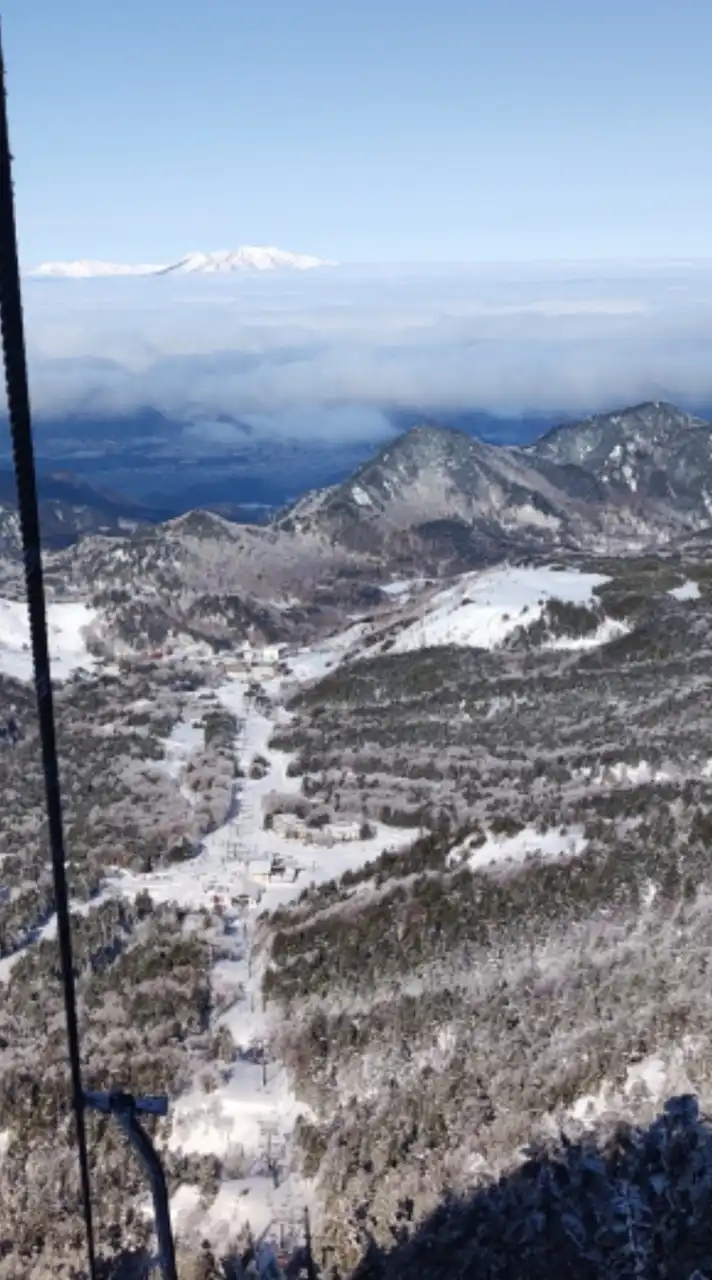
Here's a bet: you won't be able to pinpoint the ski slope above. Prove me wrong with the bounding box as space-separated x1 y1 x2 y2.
387 565 612 653
277 565 628 687
448 822 588 873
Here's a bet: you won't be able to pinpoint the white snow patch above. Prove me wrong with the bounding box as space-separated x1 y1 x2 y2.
669 578 701 601
504 502 561 532
568 1042 702 1126
154 715 207 808
388 565 610 653
583 759 674 788
172 1180 302 1260
350 484 373 508
449 823 588 873
379 578 426 598
0 598 96 682
621 460 638 491
284 622 369 684
157 718 205 779
168 1063 305 1164
0 949 29 984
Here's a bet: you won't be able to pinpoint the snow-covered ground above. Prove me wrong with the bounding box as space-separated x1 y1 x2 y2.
283 621 370 684
448 823 588 874
154 716 207 809
156 718 205 779
668 578 701 601
577 758 676 788
276 565 628 681
0 598 96 682
388 566 613 654
378 577 427 601
106 564 624 1250
0 621 409 1255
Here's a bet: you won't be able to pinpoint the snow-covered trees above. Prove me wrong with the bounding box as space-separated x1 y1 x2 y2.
252 565 712 1276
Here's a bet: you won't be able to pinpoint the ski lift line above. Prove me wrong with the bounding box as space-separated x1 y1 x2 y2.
0 22 99 1280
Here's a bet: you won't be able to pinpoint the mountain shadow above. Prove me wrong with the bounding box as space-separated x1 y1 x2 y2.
346 1094 712 1279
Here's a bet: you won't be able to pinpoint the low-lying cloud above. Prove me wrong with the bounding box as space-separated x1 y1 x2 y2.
16 261 712 446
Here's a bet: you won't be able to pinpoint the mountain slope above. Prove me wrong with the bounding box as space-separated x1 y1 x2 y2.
155 247 332 274
11 405 712 647
0 469 160 559
273 420 699 571
260 555 712 1276
528 400 712 522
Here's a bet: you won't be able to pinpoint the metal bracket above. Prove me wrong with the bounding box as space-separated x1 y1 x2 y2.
84 1090 178 1280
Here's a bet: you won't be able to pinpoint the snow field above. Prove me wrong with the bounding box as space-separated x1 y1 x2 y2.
0 598 96 682
387 565 615 653
448 823 588 873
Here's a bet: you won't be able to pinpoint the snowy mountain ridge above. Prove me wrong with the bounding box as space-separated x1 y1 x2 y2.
274 406 712 578
156 246 333 275
527 398 712 512
3 402 712 629
28 246 334 278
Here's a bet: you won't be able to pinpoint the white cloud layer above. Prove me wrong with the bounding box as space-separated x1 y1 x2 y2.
16 261 712 443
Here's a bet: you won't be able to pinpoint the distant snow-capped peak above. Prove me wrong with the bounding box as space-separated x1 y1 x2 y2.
156 246 332 275
28 246 334 278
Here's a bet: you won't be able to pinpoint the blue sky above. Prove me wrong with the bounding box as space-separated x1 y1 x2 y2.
3 0 712 267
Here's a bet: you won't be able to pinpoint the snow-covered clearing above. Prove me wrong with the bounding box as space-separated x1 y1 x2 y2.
279 565 627 680
156 718 205 780
577 758 676 788
379 565 615 654
668 578 701 601
153 715 206 808
448 823 588 874
378 577 427 600
0 598 96 682
282 621 370 684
